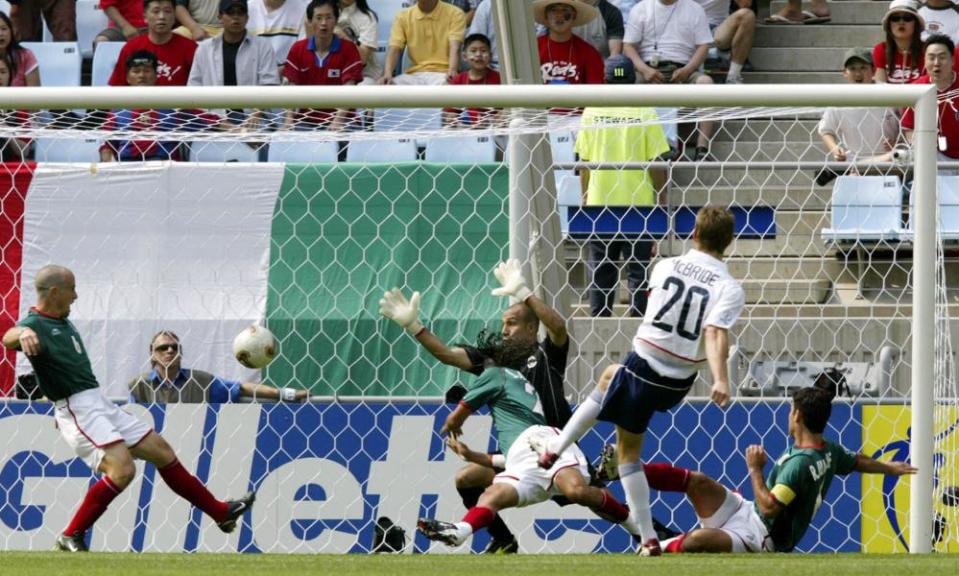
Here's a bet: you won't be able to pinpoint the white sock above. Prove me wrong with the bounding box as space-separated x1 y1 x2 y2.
547 388 603 454
727 61 743 81
619 461 657 542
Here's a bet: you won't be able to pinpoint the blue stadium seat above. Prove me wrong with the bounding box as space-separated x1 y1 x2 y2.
345 138 418 162
21 42 82 87
821 176 905 243
91 42 125 87
43 0 108 58
568 205 776 240
267 138 339 163
34 137 102 162
424 134 497 162
189 141 261 163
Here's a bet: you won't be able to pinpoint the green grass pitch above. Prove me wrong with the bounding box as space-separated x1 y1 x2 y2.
2 553 958 576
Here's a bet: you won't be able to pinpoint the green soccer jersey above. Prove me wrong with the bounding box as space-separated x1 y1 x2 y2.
461 366 547 452
17 309 99 401
759 440 859 552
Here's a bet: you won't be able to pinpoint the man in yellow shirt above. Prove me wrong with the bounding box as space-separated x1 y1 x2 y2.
379 0 466 85
575 55 669 317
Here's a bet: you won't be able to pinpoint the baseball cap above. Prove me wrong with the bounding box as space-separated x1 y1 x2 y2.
604 54 636 84
219 0 248 14
842 47 873 68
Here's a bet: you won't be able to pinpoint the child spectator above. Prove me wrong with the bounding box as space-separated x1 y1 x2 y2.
443 33 501 128
0 11 39 86
0 58 31 162
336 0 380 84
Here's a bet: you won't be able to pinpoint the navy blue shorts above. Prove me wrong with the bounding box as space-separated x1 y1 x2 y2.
596 351 695 434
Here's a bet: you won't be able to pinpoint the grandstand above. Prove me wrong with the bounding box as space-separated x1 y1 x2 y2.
0 0 954 558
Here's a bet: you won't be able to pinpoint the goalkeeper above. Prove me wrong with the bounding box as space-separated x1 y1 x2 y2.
415 330 644 548
379 259 572 553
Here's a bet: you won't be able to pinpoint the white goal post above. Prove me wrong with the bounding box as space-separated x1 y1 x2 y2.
0 83 941 553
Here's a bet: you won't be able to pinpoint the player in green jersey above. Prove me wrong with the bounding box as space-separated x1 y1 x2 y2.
416 330 644 548
3 265 255 552
632 382 916 553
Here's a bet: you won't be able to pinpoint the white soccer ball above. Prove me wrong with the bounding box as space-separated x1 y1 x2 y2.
233 325 277 369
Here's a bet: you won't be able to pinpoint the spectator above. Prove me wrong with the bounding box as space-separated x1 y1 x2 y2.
443 33 501 128
7 0 76 42
623 0 714 160
100 51 193 161
189 0 278 130
575 55 669 317
694 0 755 84
174 0 223 40
96 0 147 44
467 0 499 68
874 0 925 84
336 0 380 84
920 0 959 43
573 0 625 59
248 0 308 70
283 0 363 131
902 34 959 162
765 0 830 24
815 47 899 185
0 11 38 86
535 0 605 85
110 0 198 85
0 58 31 162
380 0 466 85
129 330 309 403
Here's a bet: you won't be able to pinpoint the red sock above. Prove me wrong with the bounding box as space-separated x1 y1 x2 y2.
665 533 687 553
64 476 123 535
462 506 495 532
597 489 630 523
643 463 690 492
157 459 228 522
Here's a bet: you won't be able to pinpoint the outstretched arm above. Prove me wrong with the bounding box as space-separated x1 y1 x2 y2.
3 326 39 355
854 454 918 476
491 259 567 347
441 402 472 438
446 436 504 469
239 382 309 402
379 288 473 371
704 325 730 407
746 445 785 518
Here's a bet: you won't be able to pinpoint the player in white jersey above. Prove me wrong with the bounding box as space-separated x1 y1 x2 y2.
533 206 745 556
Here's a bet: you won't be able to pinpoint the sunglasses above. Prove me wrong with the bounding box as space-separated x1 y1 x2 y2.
889 14 916 23
154 343 180 353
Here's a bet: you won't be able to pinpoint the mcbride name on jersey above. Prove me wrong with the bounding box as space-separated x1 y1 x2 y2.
634 249 745 379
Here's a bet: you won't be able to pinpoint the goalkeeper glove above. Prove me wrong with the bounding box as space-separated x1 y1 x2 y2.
491 258 532 302
378 288 424 335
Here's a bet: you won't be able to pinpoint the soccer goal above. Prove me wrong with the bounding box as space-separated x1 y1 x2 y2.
0 84 951 554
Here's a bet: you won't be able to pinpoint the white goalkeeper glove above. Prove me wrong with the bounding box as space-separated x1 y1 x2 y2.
379 288 424 335
491 258 532 302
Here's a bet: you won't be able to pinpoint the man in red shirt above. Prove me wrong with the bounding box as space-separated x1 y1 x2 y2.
109 0 198 86
96 0 147 44
902 33 959 161
283 0 364 130
444 33 501 127
535 0 605 85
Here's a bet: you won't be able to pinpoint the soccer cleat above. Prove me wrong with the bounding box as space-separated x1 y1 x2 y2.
482 537 519 554
417 518 467 546
637 538 662 557
54 531 88 552
528 432 560 469
217 490 256 533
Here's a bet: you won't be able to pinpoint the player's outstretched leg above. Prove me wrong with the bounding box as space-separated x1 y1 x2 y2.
550 467 645 537
454 464 518 553
616 428 660 556
418 483 518 549
132 431 255 533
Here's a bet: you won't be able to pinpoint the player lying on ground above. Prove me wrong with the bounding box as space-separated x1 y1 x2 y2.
532 206 745 556
417 330 645 547
639 383 916 553
2 265 255 552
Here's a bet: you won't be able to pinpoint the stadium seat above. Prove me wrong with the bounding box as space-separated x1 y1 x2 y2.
42 0 107 58
548 130 575 164
21 42 82 87
267 138 339 163
555 170 581 236
373 108 442 147
91 42 125 87
189 141 261 163
936 176 959 240
368 0 405 45
820 175 905 243
345 138 418 162
424 134 497 162
34 137 102 162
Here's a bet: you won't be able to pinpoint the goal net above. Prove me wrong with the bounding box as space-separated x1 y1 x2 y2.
0 85 953 554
